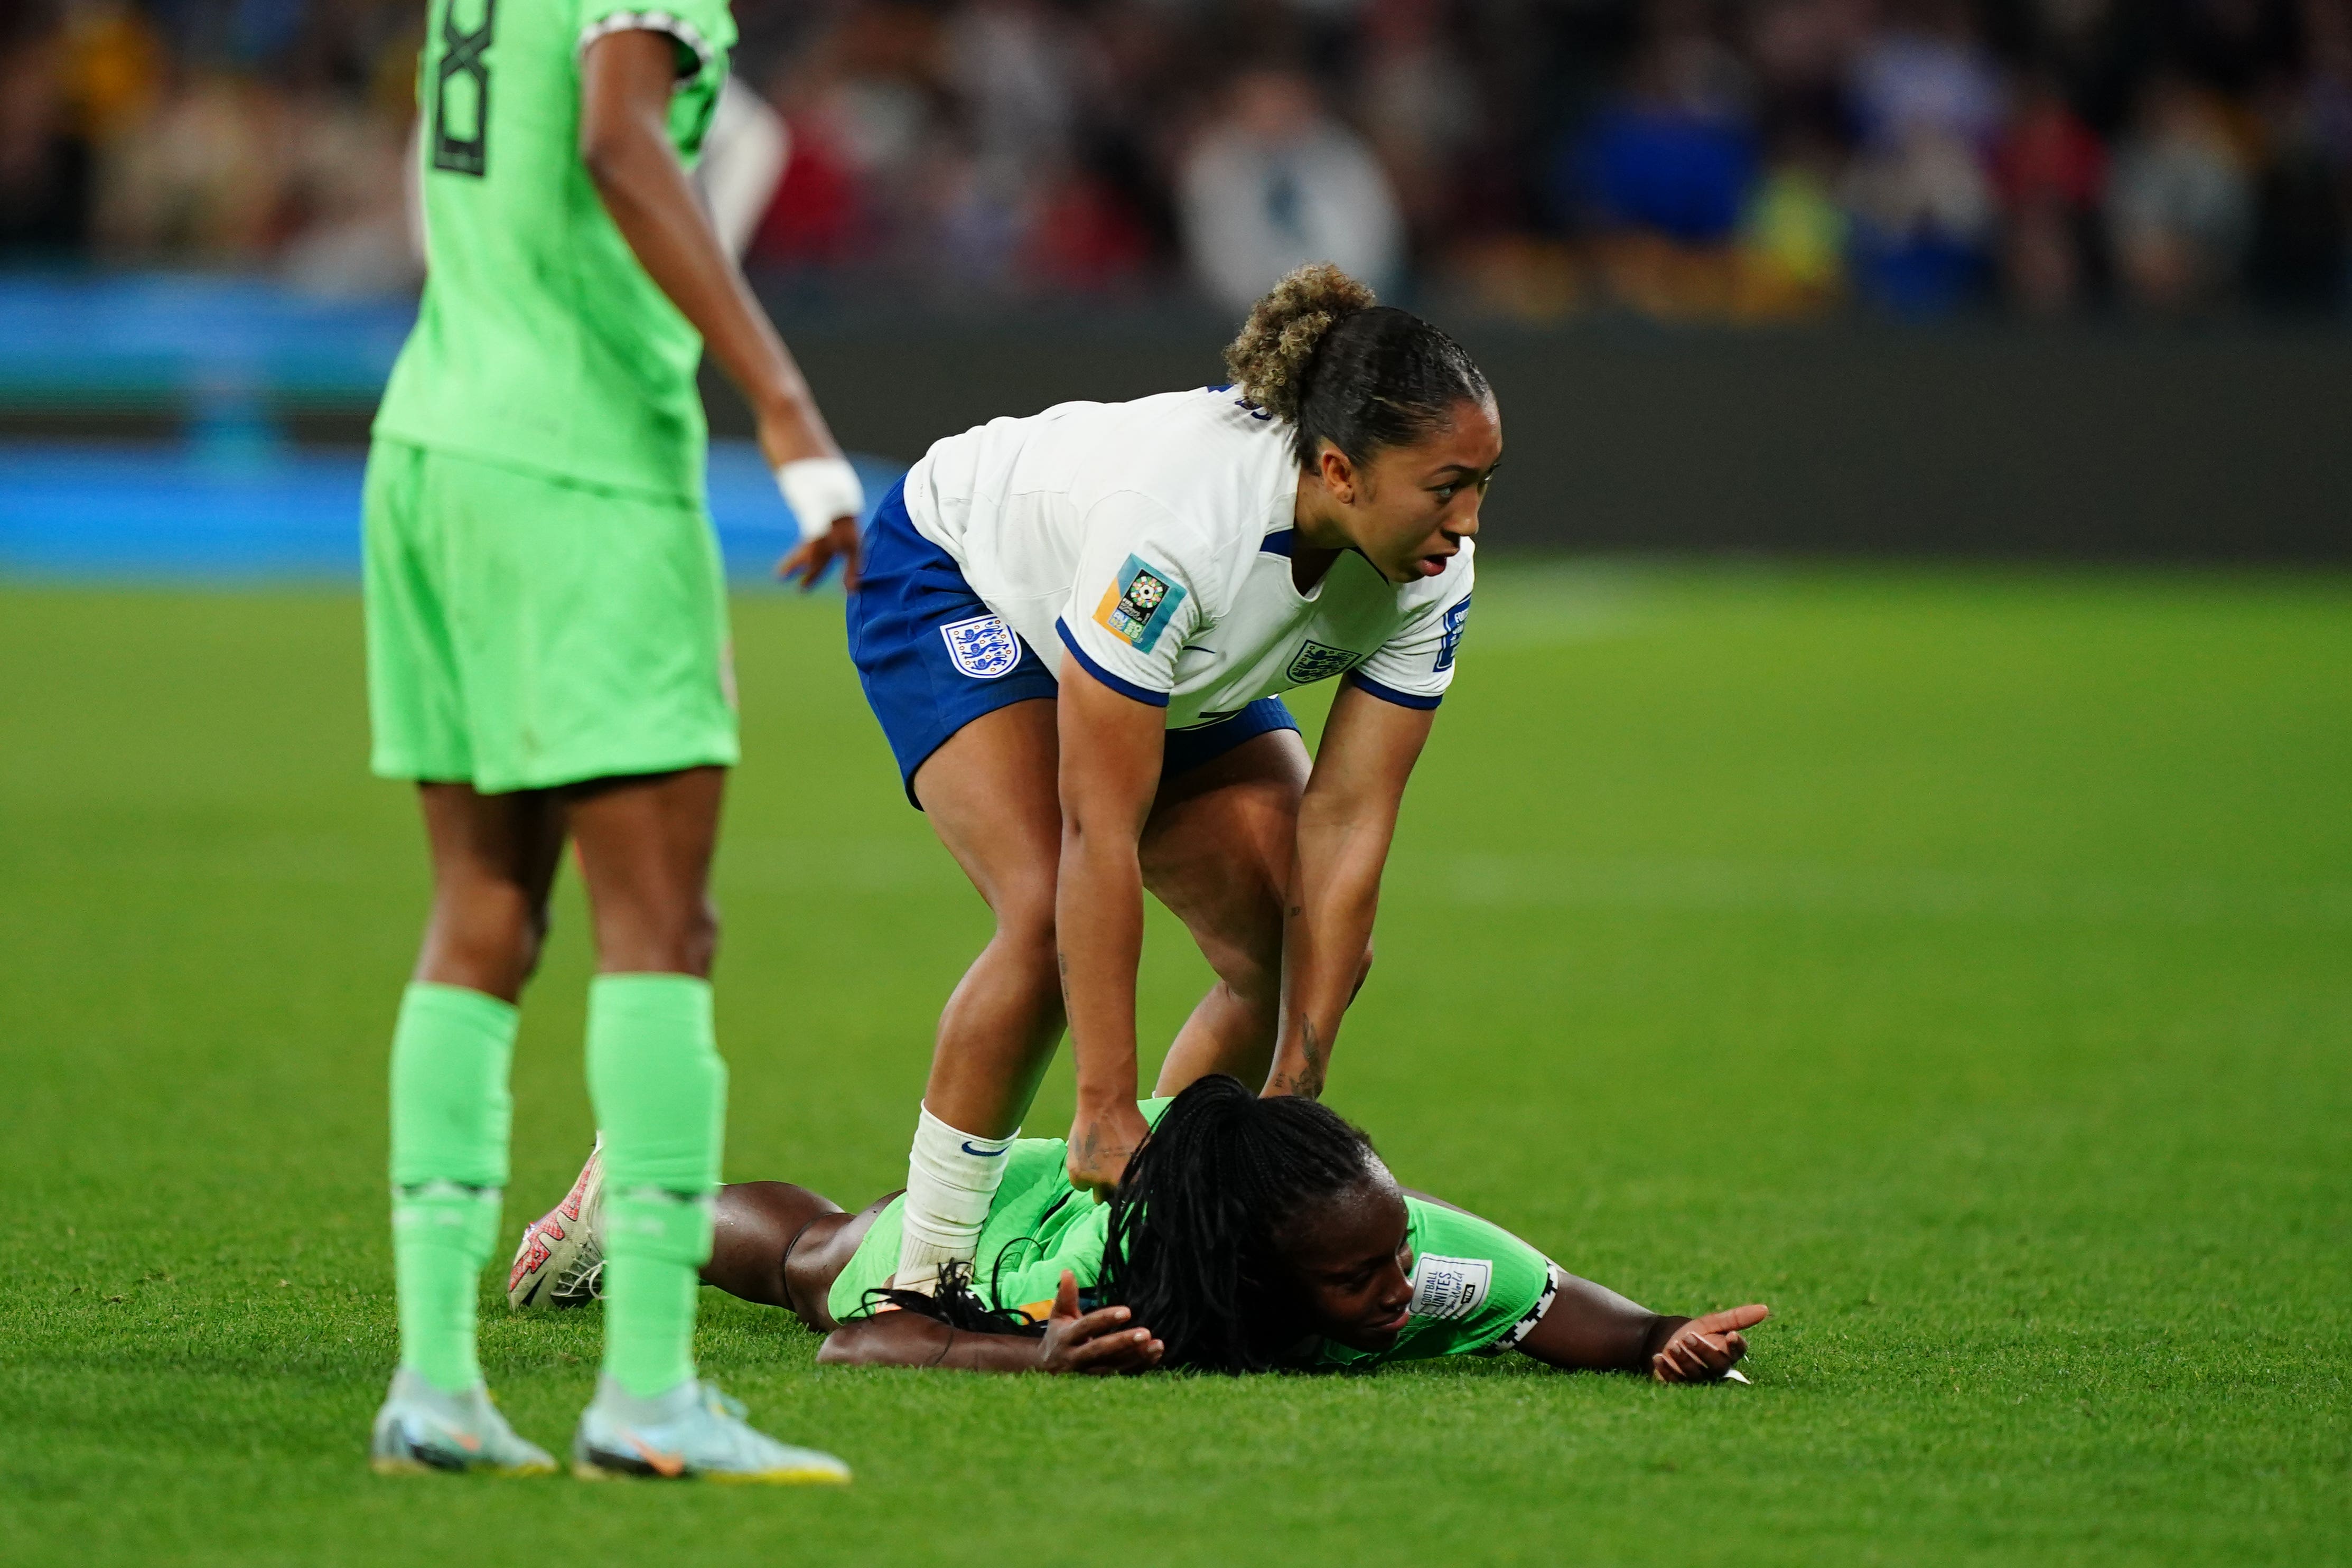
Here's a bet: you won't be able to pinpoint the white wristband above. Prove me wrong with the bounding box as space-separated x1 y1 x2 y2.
775 456 865 544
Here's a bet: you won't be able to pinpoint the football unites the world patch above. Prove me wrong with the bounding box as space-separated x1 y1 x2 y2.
1407 1253 1494 1321
1285 640 1362 684
940 614 1023 679
1434 595 1472 672
1093 555 1187 653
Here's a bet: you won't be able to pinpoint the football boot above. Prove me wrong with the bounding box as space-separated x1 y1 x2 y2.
571 1375 851 1485
508 1136 604 1310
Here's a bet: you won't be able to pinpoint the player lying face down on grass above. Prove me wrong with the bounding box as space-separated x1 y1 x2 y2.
844 262 1502 1300
514 1076 1767 1378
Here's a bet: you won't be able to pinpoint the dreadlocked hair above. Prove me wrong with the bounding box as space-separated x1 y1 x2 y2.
1095 1075 1380 1373
858 1260 1048 1338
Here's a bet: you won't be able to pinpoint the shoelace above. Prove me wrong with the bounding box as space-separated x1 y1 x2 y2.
558 1257 605 1301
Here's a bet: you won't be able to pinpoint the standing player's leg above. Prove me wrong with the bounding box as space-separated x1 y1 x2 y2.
1142 730 1306 1093
567 766 725 1402
892 699 1065 1291
563 766 848 1483
372 784 565 1475
1143 727 1374 1098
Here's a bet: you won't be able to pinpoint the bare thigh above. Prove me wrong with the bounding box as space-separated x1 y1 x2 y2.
564 765 726 975
907 699 1066 1136
705 1180 844 1323
1141 728 1312 1091
413 783 571 1002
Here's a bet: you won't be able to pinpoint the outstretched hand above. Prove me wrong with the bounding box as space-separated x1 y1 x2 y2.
1038 1270 1162 1375
776 515 862 591
1650 1304 1769 1384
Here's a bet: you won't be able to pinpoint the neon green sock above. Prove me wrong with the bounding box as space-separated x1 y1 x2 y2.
387 982 517 1393
600 1192 713 1396
392 1183 502 1391
586 974 726 1398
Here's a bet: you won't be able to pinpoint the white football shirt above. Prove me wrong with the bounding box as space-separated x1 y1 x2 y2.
898 386 1473 730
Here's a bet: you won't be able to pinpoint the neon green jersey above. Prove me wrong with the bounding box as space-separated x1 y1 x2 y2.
829 1100 1562 1368
372 0 736 503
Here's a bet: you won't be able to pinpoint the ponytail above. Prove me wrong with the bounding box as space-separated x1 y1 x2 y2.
1222 263 1491 469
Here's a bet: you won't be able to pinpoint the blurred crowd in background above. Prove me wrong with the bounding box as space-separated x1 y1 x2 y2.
3 0 2348 321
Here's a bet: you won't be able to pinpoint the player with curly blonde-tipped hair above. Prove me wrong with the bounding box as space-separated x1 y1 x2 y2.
833 263 1501 1298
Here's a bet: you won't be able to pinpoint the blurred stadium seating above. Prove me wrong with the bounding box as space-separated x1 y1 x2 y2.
1 0 2347 566
6 0 2349 318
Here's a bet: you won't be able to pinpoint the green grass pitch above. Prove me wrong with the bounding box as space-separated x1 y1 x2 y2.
3 563 2347 1565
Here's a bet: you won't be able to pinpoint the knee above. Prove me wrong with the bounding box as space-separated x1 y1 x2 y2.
651 893 720 976
516 906 552 983
988 878 1061 975
424 880 547 995
1351 942 1375 1003
679 896 720 976
591 889 720 978
1196 905 1285 1005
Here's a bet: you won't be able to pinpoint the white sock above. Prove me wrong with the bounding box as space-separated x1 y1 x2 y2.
893 1104 1015 1293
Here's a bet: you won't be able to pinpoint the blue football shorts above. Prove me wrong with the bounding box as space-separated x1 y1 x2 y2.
845 479 1299 808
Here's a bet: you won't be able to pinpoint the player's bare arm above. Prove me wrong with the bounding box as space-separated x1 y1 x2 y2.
1056 657 1165 1195
1263 684 1432 1098
815 1272 1163 1374
578 29 861 588
1511 1273 1770 1383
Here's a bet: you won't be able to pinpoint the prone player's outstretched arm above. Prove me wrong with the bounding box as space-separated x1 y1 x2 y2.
815 1272 1164 1375
577 29 861 587
1399 1184 1769 1381
1515 1273 1770 1383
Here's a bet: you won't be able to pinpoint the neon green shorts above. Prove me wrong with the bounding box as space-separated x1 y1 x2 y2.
362 439 739 794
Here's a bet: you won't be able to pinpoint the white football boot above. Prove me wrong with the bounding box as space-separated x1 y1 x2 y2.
572 1376 851 1485
369 1367 556 1476
508 1136 604 1310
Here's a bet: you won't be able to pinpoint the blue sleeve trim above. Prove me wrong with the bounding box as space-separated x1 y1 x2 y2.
1347 671 1443 711
1056 619 1172 708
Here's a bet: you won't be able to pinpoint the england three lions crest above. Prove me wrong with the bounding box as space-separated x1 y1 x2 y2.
941 615 1023 679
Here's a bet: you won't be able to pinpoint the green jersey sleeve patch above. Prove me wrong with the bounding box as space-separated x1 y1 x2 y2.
1316 1197 1557 1368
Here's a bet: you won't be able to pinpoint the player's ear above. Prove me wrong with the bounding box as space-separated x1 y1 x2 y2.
1318 443 1357 506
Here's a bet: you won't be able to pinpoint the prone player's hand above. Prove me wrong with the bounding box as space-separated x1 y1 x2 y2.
1066 1100 1151 1200
1650 1304 1769 1383
1038 1270 1162 1375
776 514 862 591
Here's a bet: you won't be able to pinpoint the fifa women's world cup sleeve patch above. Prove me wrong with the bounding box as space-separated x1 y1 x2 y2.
1057 497 1210 706
1093 556 1188 653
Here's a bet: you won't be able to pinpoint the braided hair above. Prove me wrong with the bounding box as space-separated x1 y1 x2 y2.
1222 262 1492 470
1095 1075 1383 1373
